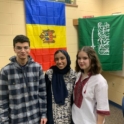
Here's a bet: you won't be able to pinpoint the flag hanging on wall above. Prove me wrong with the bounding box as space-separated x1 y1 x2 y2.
24 0 66 71
78 15 124 71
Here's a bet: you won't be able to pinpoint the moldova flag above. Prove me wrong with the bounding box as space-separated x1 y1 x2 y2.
24 0 66 71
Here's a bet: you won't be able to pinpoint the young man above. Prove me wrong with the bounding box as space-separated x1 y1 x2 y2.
0 35 47 124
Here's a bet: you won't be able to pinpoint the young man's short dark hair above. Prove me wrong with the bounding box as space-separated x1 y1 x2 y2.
13 35 30 47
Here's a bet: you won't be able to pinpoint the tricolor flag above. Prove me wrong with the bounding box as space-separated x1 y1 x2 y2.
24 0 66 71
78 15 124 71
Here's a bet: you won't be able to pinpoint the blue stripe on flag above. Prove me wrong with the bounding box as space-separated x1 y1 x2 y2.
24 0 65 25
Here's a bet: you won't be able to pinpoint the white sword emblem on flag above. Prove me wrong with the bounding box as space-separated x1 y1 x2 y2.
91 27 95 49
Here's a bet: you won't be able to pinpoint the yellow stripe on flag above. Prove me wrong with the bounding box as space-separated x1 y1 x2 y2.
26 24 66 48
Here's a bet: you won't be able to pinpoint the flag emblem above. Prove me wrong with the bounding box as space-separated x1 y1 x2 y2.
97 22 110 55
39 29 56 43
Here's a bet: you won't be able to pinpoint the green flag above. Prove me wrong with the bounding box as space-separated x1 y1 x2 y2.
78 15 124 71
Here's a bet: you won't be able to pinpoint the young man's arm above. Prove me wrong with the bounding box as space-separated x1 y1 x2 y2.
0 69 9 124
38 66 47 124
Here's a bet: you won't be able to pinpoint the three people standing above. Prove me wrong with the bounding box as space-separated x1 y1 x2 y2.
0 34 110 124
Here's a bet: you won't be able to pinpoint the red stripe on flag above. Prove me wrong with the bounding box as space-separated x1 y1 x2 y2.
30 48 67 71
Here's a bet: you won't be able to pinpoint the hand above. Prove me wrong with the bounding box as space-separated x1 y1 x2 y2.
40 118 47 124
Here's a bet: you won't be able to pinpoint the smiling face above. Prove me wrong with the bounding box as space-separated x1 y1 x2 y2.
77 51 91 73
54 51 67 69
14 42 30 64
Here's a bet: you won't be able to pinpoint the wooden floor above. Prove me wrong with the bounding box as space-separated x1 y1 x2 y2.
105 104 124 124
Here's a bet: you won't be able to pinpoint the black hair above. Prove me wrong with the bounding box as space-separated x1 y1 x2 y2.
13 35 30 47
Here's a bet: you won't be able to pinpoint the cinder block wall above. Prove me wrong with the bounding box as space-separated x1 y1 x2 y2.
0 0 25 69
66 0 102 69
0 0 102 70
102 0 124 105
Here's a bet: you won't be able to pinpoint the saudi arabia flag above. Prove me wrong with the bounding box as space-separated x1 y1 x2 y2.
78 15 124 71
